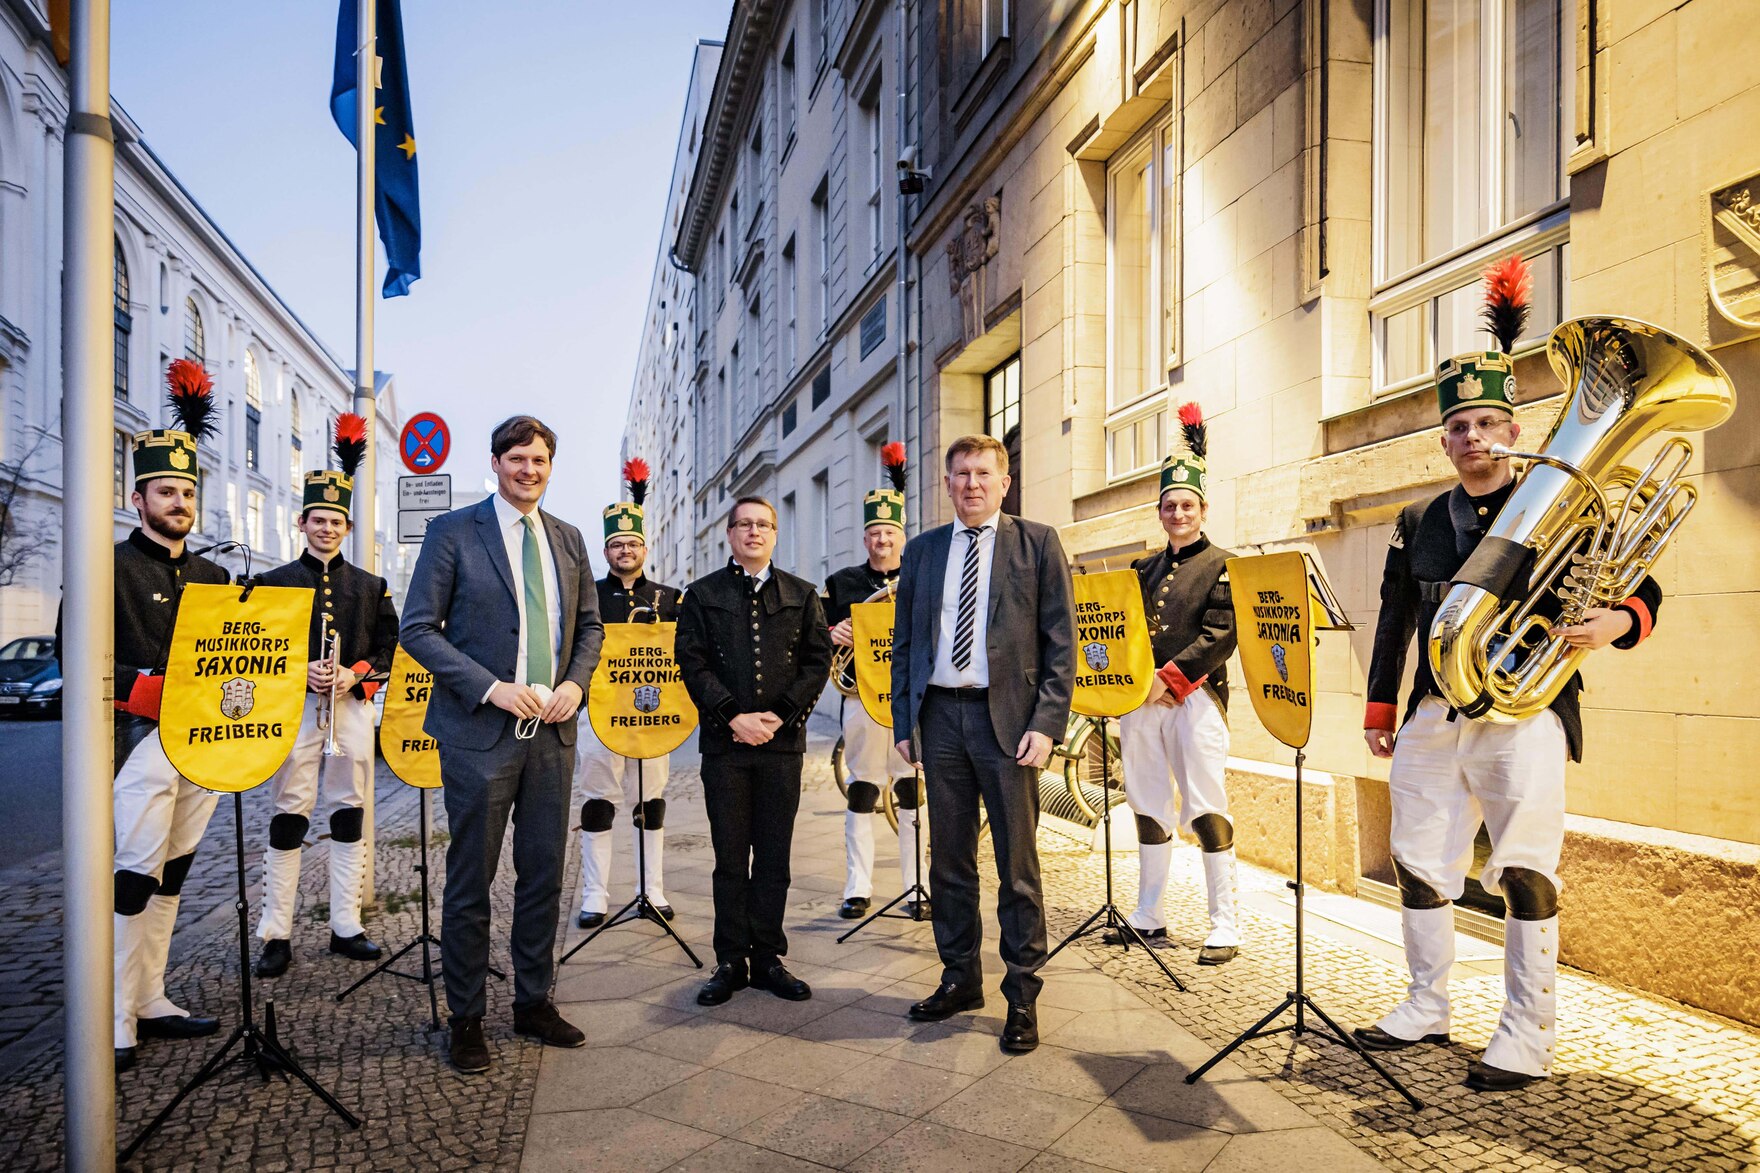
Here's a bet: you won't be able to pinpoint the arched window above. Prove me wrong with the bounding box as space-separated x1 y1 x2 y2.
113 238 131 400
183 297 205 363
289 385 304 491
244 351 262 471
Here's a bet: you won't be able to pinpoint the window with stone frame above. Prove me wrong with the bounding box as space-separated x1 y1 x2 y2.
1371 0 1572 396
112 239 131 401
861 74 885 269
247 489 264 552
289 385 304 493
780 35 798 149
950 0 1011 93
183 297 205 363
113 429 128 510
1105 111 1177 482
984 353 1023 516
813 176 831 335
244 351 263 472
783 235 799 372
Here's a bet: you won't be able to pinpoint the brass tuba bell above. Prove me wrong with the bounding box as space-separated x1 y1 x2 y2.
1428 317 1736 722
831 583 898 697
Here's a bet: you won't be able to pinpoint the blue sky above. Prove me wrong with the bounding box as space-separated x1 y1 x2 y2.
110 1 731 523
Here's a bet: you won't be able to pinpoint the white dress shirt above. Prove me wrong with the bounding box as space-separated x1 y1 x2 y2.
489 492 562 695
928 511 1000 688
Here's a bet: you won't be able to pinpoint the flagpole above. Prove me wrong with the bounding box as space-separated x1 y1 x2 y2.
61 0 118 1166
353 0 379 901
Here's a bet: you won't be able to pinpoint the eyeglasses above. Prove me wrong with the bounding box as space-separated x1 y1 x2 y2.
729 519 776 532
605 540 644 553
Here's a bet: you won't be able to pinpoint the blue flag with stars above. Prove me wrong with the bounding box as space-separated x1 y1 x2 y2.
331 0 421 297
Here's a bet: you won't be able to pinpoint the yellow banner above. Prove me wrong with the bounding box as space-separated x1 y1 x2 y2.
850 600 897 727
1070 570 1155 718
588 622 698 759
161 583 310 793
1226 552 1315 749
381 644 441 788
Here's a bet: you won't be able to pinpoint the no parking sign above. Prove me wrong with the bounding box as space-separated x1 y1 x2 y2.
399 412 450 473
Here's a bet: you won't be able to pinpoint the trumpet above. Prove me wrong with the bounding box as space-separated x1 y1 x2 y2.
831 583 897 697
316 614 343 756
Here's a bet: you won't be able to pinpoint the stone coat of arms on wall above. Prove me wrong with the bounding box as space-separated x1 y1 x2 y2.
947 197 1001 344
1708 173 1760 329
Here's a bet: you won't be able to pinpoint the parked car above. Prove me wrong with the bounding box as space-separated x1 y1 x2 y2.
0 636 60 718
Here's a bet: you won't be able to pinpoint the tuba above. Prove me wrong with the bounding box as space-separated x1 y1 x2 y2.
1428 317 1735 722
831 583 897 697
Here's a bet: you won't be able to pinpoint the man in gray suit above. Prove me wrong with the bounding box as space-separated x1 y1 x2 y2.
401 416 604 1073
891 434 1075 1053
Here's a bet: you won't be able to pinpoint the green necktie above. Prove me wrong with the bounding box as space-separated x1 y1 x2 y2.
521 515 552 687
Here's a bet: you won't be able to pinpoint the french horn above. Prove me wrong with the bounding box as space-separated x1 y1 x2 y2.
830 583 897 697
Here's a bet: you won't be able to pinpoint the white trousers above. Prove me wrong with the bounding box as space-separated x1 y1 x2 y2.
1118 690 1231 838
841 700 923 900
576 721 671 914
256 692 376 941
114 728 218 1048
1378 697 1567 1075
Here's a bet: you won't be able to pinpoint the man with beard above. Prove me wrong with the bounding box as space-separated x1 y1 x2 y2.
252 414 398 978
574 459 685 928
67 359 229 1072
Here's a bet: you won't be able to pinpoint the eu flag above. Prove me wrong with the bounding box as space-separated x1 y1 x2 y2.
331 0 421 297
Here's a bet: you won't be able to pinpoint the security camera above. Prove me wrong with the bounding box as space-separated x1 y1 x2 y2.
897 142 920 172
897 143 931 195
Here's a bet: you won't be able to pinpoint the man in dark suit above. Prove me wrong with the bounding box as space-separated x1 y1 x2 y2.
675 497 832 1008
401 416 605 1073
891 435 1075 1053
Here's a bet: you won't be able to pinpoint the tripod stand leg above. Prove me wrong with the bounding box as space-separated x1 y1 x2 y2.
1102 915 1188 992
1299 994 1425 1110
638 896 703 967
119 1024 250 1161
1184 993 1296 1085
1045 903 1111 960
335 935 425 1000
256 1030 363 1127
835 883 929 943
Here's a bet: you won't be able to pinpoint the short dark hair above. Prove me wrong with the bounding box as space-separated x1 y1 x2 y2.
944 434 1009 474
490 415 557 459
726 496 777 528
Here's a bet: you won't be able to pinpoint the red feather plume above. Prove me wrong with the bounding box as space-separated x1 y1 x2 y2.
333 413 369 479
164 358 217 442
1480 254 1532 354
1176 402 1207 459
622 458 650 506
880 441 907 491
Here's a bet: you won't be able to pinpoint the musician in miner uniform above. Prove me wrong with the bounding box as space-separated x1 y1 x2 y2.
253 414 398 978
77 359 229 1072
1354 258 1662 1093
575 460 685 929
826 443 928 920
1114 404 1242 966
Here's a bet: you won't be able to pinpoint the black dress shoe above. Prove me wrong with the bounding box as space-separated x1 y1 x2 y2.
1100 925 1166 946
137 1012 219 1040
839 897 871 920
330 931 383 961
577 910 607 929
449 1016 490 1073
513 1001 586 1048
254 938 292 977
1197 944 1239 966
906 899 933 920
750 961 812 1001
1001 1003 1039 1052
115 1046 137 1074
697 962 748 1006
655 904 675 922
1465 1060 1545 1092
1351 1025 1450 1052
909 982 985 1021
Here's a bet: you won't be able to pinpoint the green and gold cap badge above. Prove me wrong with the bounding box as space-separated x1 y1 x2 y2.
863 442 908 530
1438 255 1529 421
604 458 649 542
301 413 367 516
133 358 217 485
1159 402 1208 501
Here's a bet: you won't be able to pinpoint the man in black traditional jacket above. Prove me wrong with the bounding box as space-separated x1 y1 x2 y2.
675 497 832 1006
253 415 399 977
1354 274 1662 1092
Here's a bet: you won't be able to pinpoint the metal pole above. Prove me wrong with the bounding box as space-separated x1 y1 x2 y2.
353 0 379 900
893 0 910 538
61 0 118 1165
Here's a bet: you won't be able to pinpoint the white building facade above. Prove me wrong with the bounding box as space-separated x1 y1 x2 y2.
0 3 403 643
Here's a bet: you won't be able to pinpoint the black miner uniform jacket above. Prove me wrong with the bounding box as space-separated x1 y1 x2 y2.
597 573 684 624
823 562 898 627
675 561 833 756
255 551 399 701
1366 481 1662 762
1130 536 1237 711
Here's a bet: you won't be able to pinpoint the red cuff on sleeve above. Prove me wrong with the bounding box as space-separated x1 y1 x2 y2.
116 673 164 721
1620 596 1653 645
1364 701 1397 732
351 660 382 700
1156 663 1204 702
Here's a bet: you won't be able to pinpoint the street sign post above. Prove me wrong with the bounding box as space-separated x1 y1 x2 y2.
399 412 450 473
397 472 451 544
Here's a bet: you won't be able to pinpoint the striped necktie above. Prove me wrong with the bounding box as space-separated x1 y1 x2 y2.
950 526 988 671
521 515 552 687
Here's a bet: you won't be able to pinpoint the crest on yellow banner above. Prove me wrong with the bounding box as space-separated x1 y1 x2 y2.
588 623 698 759
161 583 310 793
381 644 441 788
1227 552 1317 749
850 600 897 727
1069 570 1154 718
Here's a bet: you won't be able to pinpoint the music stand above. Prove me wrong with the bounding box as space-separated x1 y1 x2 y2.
123 791 360 1161
1044 715 1186 991
837 769 931 943
560 757 701 968
1183 551 1421 1110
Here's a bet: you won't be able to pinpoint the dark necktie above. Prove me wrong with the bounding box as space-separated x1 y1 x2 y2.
951 526 988 670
